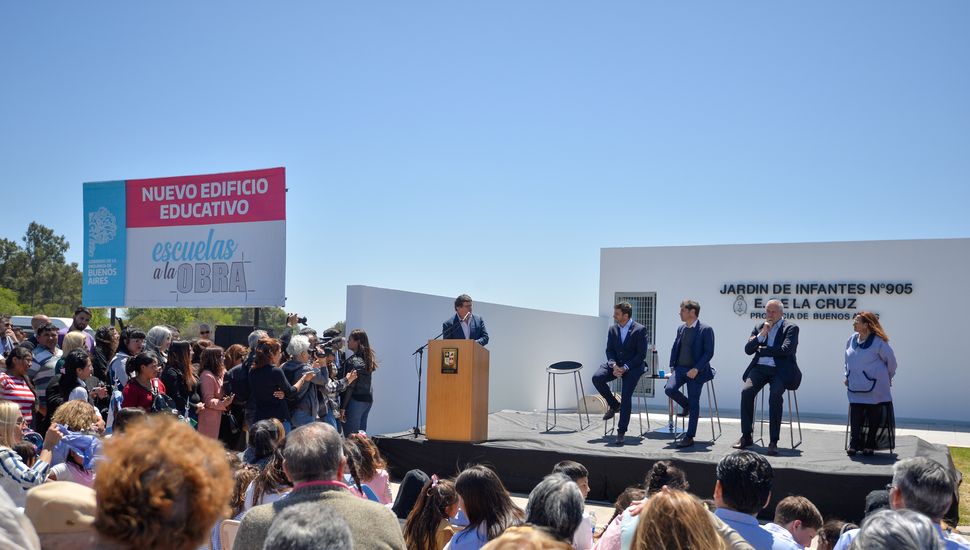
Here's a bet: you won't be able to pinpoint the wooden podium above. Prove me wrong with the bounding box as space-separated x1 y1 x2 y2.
426 339 489 442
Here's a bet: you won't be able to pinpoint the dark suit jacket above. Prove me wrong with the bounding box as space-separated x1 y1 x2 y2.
606 321 648 371
234 484 406 550
442 314 489 346
669 321 716 383
742 319 802 390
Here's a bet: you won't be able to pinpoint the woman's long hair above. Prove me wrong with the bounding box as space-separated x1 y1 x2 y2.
348 432 387 481
167 340 196 392
632 489 725 550
342 439 366 494
246 420 284 463
230 465 260 517
854 311 889 342
225 344 247 369
251 444 292 507
455 465 524 541
199 346 225 377
254 338 281 369
404 478 458 550
58 348 90 401
349 329 377 373
0 400 22 448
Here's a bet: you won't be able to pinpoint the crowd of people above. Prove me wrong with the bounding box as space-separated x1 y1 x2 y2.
0 307 965 550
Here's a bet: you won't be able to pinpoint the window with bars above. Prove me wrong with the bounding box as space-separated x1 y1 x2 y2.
614 292 658 397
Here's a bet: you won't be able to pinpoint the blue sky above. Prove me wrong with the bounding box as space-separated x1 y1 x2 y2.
2 2 968 326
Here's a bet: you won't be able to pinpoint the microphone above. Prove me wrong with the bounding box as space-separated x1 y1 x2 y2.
462 311 471 322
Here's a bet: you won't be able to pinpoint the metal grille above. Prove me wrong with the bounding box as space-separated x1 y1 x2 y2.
615 292 658 398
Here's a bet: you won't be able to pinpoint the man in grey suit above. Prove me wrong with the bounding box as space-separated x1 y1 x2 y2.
234 423 406 550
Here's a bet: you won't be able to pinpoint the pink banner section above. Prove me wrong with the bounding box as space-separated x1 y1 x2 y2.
126 167 285 228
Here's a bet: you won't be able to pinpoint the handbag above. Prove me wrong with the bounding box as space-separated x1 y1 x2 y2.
149 379 178 415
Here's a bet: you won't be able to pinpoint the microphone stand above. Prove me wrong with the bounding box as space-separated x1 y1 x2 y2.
409 323 454 438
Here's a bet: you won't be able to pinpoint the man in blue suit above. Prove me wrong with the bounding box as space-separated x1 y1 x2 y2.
592 301 648 445
665 299 715 448
442 294 489 346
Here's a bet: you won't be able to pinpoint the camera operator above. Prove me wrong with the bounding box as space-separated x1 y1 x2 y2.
282 335 357 429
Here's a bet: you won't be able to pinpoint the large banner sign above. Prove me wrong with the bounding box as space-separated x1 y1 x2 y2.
83 167 286 308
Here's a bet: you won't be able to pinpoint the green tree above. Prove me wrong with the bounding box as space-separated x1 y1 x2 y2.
18 223 80 311
0 288 23 316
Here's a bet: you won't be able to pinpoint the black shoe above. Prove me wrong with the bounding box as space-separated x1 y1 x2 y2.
732 435 754 449
676 408 689 417
862 448 874 456
676 437 694 448
602 406 620 421
847 447 858 456
766 442 779 456
615 433 625 446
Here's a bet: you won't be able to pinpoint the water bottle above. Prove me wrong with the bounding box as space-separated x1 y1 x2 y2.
532 409 539 430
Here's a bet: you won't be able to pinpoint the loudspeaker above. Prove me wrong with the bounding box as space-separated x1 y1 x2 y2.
214 325 275 349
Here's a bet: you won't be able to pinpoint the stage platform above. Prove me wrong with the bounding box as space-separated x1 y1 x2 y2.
375 410 960 524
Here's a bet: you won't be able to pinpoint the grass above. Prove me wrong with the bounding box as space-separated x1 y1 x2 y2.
952 447 970 526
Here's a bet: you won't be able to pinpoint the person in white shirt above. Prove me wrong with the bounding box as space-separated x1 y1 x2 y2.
762 496 823 550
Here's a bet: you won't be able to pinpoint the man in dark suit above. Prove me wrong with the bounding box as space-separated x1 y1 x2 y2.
665 299 715 448
734 299 801 456
592 301 649 445
442 293 489 346
234 423 406 550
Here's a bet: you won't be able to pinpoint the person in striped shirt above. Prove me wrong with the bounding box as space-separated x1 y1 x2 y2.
29 323 61 434
0 399 63 507
0 347 36 426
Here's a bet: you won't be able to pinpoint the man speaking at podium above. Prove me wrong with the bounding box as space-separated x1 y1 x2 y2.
442 294 489 346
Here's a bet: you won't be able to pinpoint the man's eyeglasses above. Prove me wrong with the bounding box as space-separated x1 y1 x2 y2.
200 331 211 335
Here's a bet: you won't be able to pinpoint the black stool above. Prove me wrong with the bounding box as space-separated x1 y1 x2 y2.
545 361 590 431
674 378 722 442
603 377 651 436
757 388 802 448
844 402 895 454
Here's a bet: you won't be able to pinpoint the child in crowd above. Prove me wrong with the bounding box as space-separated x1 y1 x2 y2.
551 460 594 550
349 432 393 504
210 463 260 550
448 465 524 550
244 445 292 510
595 460 689 550
11 441 35 468
404 476 461 550
342 438 381 501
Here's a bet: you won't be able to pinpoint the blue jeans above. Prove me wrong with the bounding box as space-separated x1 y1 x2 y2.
343 398 372 436
665 366 705 438
322 409 341 432
291 409 316 429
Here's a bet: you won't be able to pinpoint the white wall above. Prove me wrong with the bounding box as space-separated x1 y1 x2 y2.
346 286 607 435
599 238 970 424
